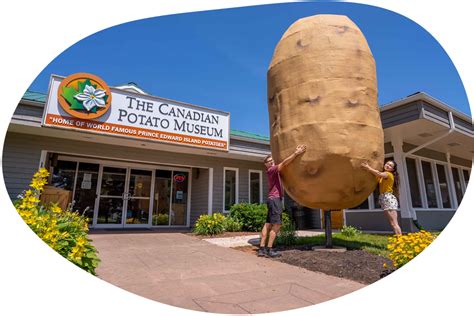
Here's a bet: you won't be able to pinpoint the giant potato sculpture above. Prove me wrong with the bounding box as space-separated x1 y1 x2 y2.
267 14 384 209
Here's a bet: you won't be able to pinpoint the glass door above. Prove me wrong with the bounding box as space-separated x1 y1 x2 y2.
124 169 153 227
152 169 189 226
94 166 153 227
153 170 172 226
96 166 127 226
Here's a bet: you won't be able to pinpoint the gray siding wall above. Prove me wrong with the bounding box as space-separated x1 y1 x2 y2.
13 103 44 118
345 211 400 232
190 168 209 225
231 139 270 152
415 211 455 231
3 132 268 224
422 102 450 126
2 135 43 199
381 101 421 128
453 115 474 135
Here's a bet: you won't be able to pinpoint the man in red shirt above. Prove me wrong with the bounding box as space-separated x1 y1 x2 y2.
258 144 307 257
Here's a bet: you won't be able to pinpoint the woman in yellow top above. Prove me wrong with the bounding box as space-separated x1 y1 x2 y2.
361 160 402 235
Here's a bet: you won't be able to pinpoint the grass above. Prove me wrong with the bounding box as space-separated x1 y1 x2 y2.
292 233 391 257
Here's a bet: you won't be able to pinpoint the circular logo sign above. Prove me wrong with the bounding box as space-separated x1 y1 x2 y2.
174 174 186 183
57 73 112 119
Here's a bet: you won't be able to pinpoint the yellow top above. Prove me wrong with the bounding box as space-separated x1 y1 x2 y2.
378 172 394 194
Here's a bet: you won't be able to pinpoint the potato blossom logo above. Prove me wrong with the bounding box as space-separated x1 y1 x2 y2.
58 73 112 119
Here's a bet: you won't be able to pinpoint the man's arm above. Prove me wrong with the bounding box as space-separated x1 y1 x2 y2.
277 144 307 172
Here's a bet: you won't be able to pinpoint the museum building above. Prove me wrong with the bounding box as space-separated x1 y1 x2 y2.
3 74 472 232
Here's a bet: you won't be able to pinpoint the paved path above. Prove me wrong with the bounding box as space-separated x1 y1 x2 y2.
91 232 364 314
203 230 324 247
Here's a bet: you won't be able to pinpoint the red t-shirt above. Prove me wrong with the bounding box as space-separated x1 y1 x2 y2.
267 165 282 199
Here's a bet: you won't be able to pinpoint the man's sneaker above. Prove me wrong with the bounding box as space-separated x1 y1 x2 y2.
257 247 267 257
267 248 281 258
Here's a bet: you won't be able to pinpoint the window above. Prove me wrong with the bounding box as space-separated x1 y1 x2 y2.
406 158 422 207
351 198 369 210
452 167 463 204
421 161 437 208
224 168 238 211
249 170 262 204
462 169 470 189
51 160 77 190
436 164 451 208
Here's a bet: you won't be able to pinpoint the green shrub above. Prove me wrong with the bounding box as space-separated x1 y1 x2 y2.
193 213 226 235
222 216 242 232
15 168 100 275
340 225 362 237
152 213 169 225
229 203 267 232
276 212 297 246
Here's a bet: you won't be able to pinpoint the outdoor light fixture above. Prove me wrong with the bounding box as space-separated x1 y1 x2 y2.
447 142 461 147
418 132 433 138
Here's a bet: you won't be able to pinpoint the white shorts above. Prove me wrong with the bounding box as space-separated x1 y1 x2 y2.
379 193 399 211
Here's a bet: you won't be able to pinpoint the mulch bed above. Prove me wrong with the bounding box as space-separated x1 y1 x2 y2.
234 244 395 285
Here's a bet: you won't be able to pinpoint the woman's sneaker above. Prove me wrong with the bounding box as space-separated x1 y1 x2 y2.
257 247 267 257
267 248 281 258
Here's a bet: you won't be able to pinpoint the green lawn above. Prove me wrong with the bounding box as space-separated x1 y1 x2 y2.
294 233 391 257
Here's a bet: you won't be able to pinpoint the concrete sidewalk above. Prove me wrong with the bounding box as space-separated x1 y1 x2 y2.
203 230 324 247
91 232 364 314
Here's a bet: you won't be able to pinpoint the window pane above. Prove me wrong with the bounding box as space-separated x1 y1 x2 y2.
422 161 437 208
101 167 126 196
225 169 237 210
171 171 188 225
452 167 463 204
73 162 99 221
463 170 470 188
51 160 77 190
250 172 260 204
153 170 172 226
436 164 451 208
406 158 422 207
351 198 369 210
129 169 152 198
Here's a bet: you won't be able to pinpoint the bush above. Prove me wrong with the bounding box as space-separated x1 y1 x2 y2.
15 168 100 275
276 212 297 246
387 230 436 268
193 213 226 235
152 213 169 225
229 203 267 232
340 225 362 237
222 216 242 232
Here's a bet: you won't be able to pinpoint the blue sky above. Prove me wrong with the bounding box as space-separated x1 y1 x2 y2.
27 2 470 137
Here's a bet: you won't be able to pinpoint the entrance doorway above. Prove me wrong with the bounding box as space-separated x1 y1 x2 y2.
95 166 153 228
48 154 190 228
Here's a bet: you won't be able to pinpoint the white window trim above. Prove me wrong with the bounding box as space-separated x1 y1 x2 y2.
407 154 466 212
223 167 239 213
348 154 470 213
248 169 263 204
433 163 453 209
452 165 471 193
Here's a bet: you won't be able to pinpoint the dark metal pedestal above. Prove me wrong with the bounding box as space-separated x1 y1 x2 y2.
324 210 332 248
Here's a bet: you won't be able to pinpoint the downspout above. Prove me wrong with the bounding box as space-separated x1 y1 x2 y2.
405 111 455 156
402 111 455 228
